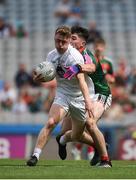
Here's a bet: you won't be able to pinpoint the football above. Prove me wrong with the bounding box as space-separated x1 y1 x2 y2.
34 61 56 82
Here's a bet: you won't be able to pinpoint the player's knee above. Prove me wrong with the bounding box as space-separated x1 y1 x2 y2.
46 118 56 129
86 121 97 132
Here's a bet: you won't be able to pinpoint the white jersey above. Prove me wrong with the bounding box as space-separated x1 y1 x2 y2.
46 45 94 97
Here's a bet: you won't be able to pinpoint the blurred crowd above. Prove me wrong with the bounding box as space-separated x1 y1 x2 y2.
104 59 136 122
54 0 83 27
0 16 28 39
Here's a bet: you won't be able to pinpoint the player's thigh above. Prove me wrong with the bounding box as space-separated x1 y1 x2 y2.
91 101 105 123
61 114 72 134
71 119 85 140
48 104 67 124
70 96 87 122
49 92 69 124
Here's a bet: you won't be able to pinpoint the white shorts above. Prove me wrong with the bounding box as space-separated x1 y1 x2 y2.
88 93 112 120
53 93 112 122
53 92 87 122
91 93 112 110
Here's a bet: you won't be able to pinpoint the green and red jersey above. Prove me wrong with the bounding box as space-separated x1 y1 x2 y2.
100 57 114 76
81 49 111 97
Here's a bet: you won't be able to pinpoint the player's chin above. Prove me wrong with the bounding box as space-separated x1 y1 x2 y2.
58 48 66 54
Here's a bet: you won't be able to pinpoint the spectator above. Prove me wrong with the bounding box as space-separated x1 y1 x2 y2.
130 67 136 95
104 101 124 121
87 21 103 44
0 17 15 38
12 95 28 114
15 22 28 38
0 82 17 111
66 0 83 26
28 91 43 113
112 86 135 113
54 0 71 25
115 58 130 87
20 88 33 105
15 63 32 89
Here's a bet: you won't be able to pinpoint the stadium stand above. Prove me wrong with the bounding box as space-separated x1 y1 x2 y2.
0 0 136 81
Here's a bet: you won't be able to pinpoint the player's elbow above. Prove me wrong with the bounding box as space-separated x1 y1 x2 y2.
91 64 96 72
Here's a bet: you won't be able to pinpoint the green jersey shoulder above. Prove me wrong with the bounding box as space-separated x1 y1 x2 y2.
100 56 114 75
82 49 111 97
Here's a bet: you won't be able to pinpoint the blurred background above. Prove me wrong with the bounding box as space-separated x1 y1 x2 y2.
0 0 136 161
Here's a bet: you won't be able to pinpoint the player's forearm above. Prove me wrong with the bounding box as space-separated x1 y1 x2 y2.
77 73 94 118
77 73 90 103
78 64 96 73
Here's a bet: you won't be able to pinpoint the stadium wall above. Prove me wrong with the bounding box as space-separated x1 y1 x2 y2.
0 123 136 160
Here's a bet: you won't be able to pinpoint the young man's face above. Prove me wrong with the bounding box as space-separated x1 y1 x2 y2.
70 34 85 50
94 43 105 56
54 33 70 54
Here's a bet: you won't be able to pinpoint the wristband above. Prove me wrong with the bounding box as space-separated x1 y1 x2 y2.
76 64 82 72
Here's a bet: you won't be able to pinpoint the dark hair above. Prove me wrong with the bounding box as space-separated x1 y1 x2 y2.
71 26 89 42
94 38 106 45
55 25 71 38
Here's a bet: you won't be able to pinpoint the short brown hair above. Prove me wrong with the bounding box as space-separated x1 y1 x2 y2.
71 26 89 42
55 25 71 38
94 38 106 45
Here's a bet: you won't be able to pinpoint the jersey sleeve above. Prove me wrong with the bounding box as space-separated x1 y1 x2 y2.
86 49 97 66
70 49 85 66
46 52 53 63
75 53 84 64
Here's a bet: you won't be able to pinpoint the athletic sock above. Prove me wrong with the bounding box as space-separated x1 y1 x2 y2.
33 148 42 160
87 146 94 153
60 135 66 145
101 155 109 161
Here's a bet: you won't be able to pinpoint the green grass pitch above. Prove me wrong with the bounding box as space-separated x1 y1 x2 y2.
0 159 136 179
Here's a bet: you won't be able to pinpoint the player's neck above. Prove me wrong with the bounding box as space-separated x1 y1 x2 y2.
79 47 85 53
95 53 104 60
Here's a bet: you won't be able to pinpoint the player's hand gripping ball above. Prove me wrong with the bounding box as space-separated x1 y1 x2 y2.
34 61 56 82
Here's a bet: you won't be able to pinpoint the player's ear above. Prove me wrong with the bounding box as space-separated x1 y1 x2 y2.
82 41 86 47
